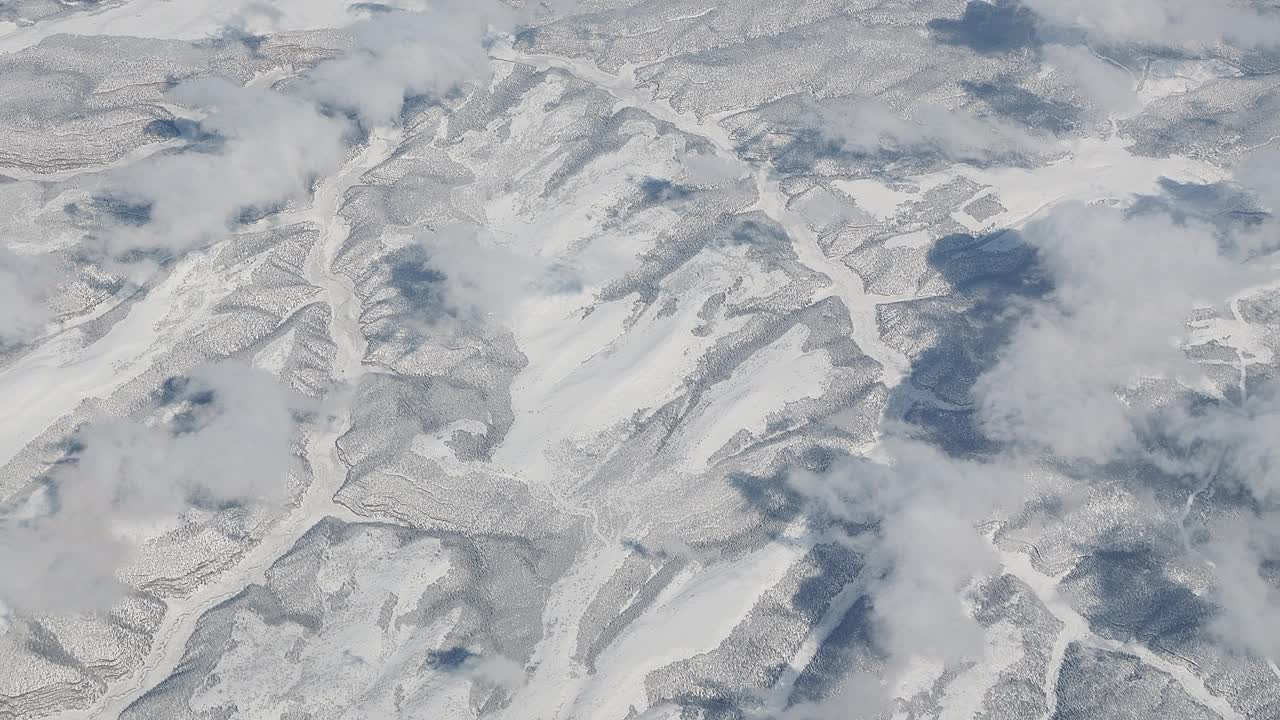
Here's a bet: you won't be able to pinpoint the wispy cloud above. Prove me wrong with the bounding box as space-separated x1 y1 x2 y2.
1236 147 1280 214
0 245 55 346
104 78 349 256
106 4 506 257
0 363 308 614
1041 44 1139 117
298 4 508 128
771 438 1030 717
976 203 1259 462
1022 0 1280 48
0 3 511 350
792 440 1025 666
788 94 1280 689
802 96 1051 163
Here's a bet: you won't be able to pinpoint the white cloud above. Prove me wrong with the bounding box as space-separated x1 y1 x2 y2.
1042 44 1139 117
0 246 55 345
959 176 1280 664
104 5 506 258
106 78 349 255
4 4 512 348
0 362 308 614
298 4 509 128
974 203 1259 462
465 654 529 691
682 150 749 187
1236 147 1280 214
1023 0 1280 48
1159 383 1280 502
803 96 1050 163
1202 519 1280 660
789 440 1025 673
410 222 578 323
789 175 1279 684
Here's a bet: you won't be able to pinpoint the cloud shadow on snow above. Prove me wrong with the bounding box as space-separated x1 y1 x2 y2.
927 0 1041 55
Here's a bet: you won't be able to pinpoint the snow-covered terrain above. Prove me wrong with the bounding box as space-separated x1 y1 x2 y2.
3 2 1280 719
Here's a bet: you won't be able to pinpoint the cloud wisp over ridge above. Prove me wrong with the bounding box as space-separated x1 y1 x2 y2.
104 3 509 259
800 95 1053 164
0 1 513 619
1022 0 1280 49
782 145 1280 705
0 362 309 615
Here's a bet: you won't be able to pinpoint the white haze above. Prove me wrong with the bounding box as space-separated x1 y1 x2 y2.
0 363 307 613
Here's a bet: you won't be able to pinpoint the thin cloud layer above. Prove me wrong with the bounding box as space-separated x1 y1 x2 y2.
0 245 55 345
0 2 517 351
962 177 1277 660
682 150 749 187
107 78 349 255
790 103 1280 692
790 441 1025 677
104 3 507 258
0 0 519 629
0 363 308 614
1204 518 1280 659
803 96 1050 163
1041 43 1139 117
299 3 508 127
404 220 598 326
413 223 539 322
1022 0 1280 49
976 203 1260 462
1236 147 1280 214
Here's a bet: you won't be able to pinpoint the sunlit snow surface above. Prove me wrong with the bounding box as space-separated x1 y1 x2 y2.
2 1 1280 719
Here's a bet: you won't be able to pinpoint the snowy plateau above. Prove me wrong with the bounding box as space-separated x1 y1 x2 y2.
2 1 1280 719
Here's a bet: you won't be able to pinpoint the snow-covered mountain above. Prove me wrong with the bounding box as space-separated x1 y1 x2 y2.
3 2 1280 719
